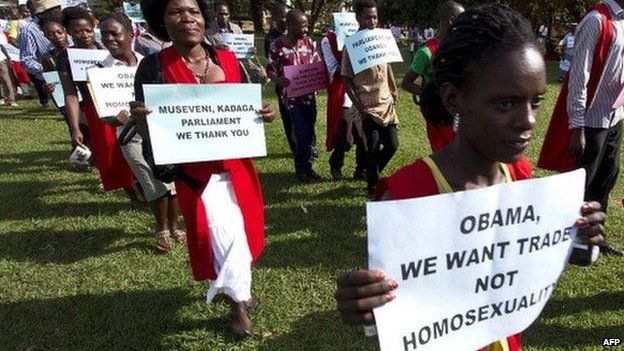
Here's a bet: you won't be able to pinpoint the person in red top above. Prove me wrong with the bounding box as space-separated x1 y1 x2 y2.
131 0 275 339
335 5 607 350
401 1 464 152
58 6 139 207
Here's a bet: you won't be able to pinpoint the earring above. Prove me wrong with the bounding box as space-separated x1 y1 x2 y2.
452 112 460 132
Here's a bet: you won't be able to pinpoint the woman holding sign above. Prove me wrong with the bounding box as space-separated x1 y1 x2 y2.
130 0 275 338
334 5 607 350
57 6 140 208
96 12 184 251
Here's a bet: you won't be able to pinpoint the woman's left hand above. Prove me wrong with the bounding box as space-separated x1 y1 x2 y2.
257 104 276 123
575 202 606 246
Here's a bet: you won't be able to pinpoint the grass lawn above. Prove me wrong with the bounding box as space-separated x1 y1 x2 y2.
0 52 622 350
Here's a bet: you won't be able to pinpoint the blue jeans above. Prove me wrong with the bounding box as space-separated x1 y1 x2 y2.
289 102 317 174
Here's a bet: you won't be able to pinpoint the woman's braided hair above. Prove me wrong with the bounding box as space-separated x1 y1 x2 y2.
100 12 134 35
421 4 537 126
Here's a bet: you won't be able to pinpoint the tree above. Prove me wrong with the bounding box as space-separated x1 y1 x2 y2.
376 0 595 29
291 0 346 31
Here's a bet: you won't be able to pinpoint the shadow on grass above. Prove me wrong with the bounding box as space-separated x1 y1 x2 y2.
256 171 367 269
261 310 376 350
525 291 624 347
0 179 129 221
0 149 71 175
0 227 149 264
0 289 201 351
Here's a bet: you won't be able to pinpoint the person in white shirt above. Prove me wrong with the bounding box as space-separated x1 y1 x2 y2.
321 30 365 180
98 12 183 252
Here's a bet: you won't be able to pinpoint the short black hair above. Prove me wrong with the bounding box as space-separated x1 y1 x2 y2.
354 0 377 16
286 9 305 26
100 12 133 34
214 1 229 11
61 6 94 30
270 2 288 15
140 0 212 41
39 16 62 30
421 4 537 126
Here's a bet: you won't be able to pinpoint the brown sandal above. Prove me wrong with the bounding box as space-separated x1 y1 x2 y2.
155 230 173 252
171 229 187 244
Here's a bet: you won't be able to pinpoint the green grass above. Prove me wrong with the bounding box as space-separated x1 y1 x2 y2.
0 58 623 351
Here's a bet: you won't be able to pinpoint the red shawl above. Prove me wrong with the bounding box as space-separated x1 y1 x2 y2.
537 3 614 172
159 46 265 281
421 39 456 152
80 98 134 191
376 156 531 351
326 31 346 151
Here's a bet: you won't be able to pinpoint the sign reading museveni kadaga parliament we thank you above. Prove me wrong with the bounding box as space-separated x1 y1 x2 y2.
144 84 266 165
345 28 403 75
367 169 586 351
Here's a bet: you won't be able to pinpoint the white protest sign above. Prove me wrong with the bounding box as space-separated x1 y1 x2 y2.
333 12 358 49
18 0 27 5
67 49 109 82
345 28 403 75
144 84 266 165
368 169 586 351
220 33 255 59
123 2 145 23
42 71 82 108
87 66 137 118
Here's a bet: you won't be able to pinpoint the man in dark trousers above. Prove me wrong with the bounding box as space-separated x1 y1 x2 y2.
567 0 624 256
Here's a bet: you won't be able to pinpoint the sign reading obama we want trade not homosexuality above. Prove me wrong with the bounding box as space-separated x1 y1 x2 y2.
367 169 586 351
87 66 137 118
144 84 266 165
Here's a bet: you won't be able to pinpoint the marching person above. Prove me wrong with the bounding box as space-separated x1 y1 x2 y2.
57 6 140 208
267 9 322 182
321 28 365 181
132 0 275 338
539 0 624 256
97 12 184 251
205 0 242 46
335 6 607 350
342 0 399 198
401 1 464 152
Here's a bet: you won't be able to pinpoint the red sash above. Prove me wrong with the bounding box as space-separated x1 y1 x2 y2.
80 98 134 191
326 32 346 151
537 3 614 172
421 39 456 152
376 156 531 351
159 46 265 281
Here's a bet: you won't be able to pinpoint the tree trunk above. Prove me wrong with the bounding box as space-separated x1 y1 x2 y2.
250 0 265 33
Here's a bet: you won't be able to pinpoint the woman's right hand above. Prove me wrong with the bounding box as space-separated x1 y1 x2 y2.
71 129 85 148
43 83 56 94
335 269 398 326
569 128 585 159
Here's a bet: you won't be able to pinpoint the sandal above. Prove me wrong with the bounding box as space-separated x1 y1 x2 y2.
171 229 187 244
155 230 173 252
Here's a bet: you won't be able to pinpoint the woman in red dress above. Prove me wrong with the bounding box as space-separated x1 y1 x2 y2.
57 6 139 206
335 4 607 350
131 0 275 338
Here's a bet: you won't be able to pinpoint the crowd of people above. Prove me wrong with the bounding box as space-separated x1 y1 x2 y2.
6 0 623 347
